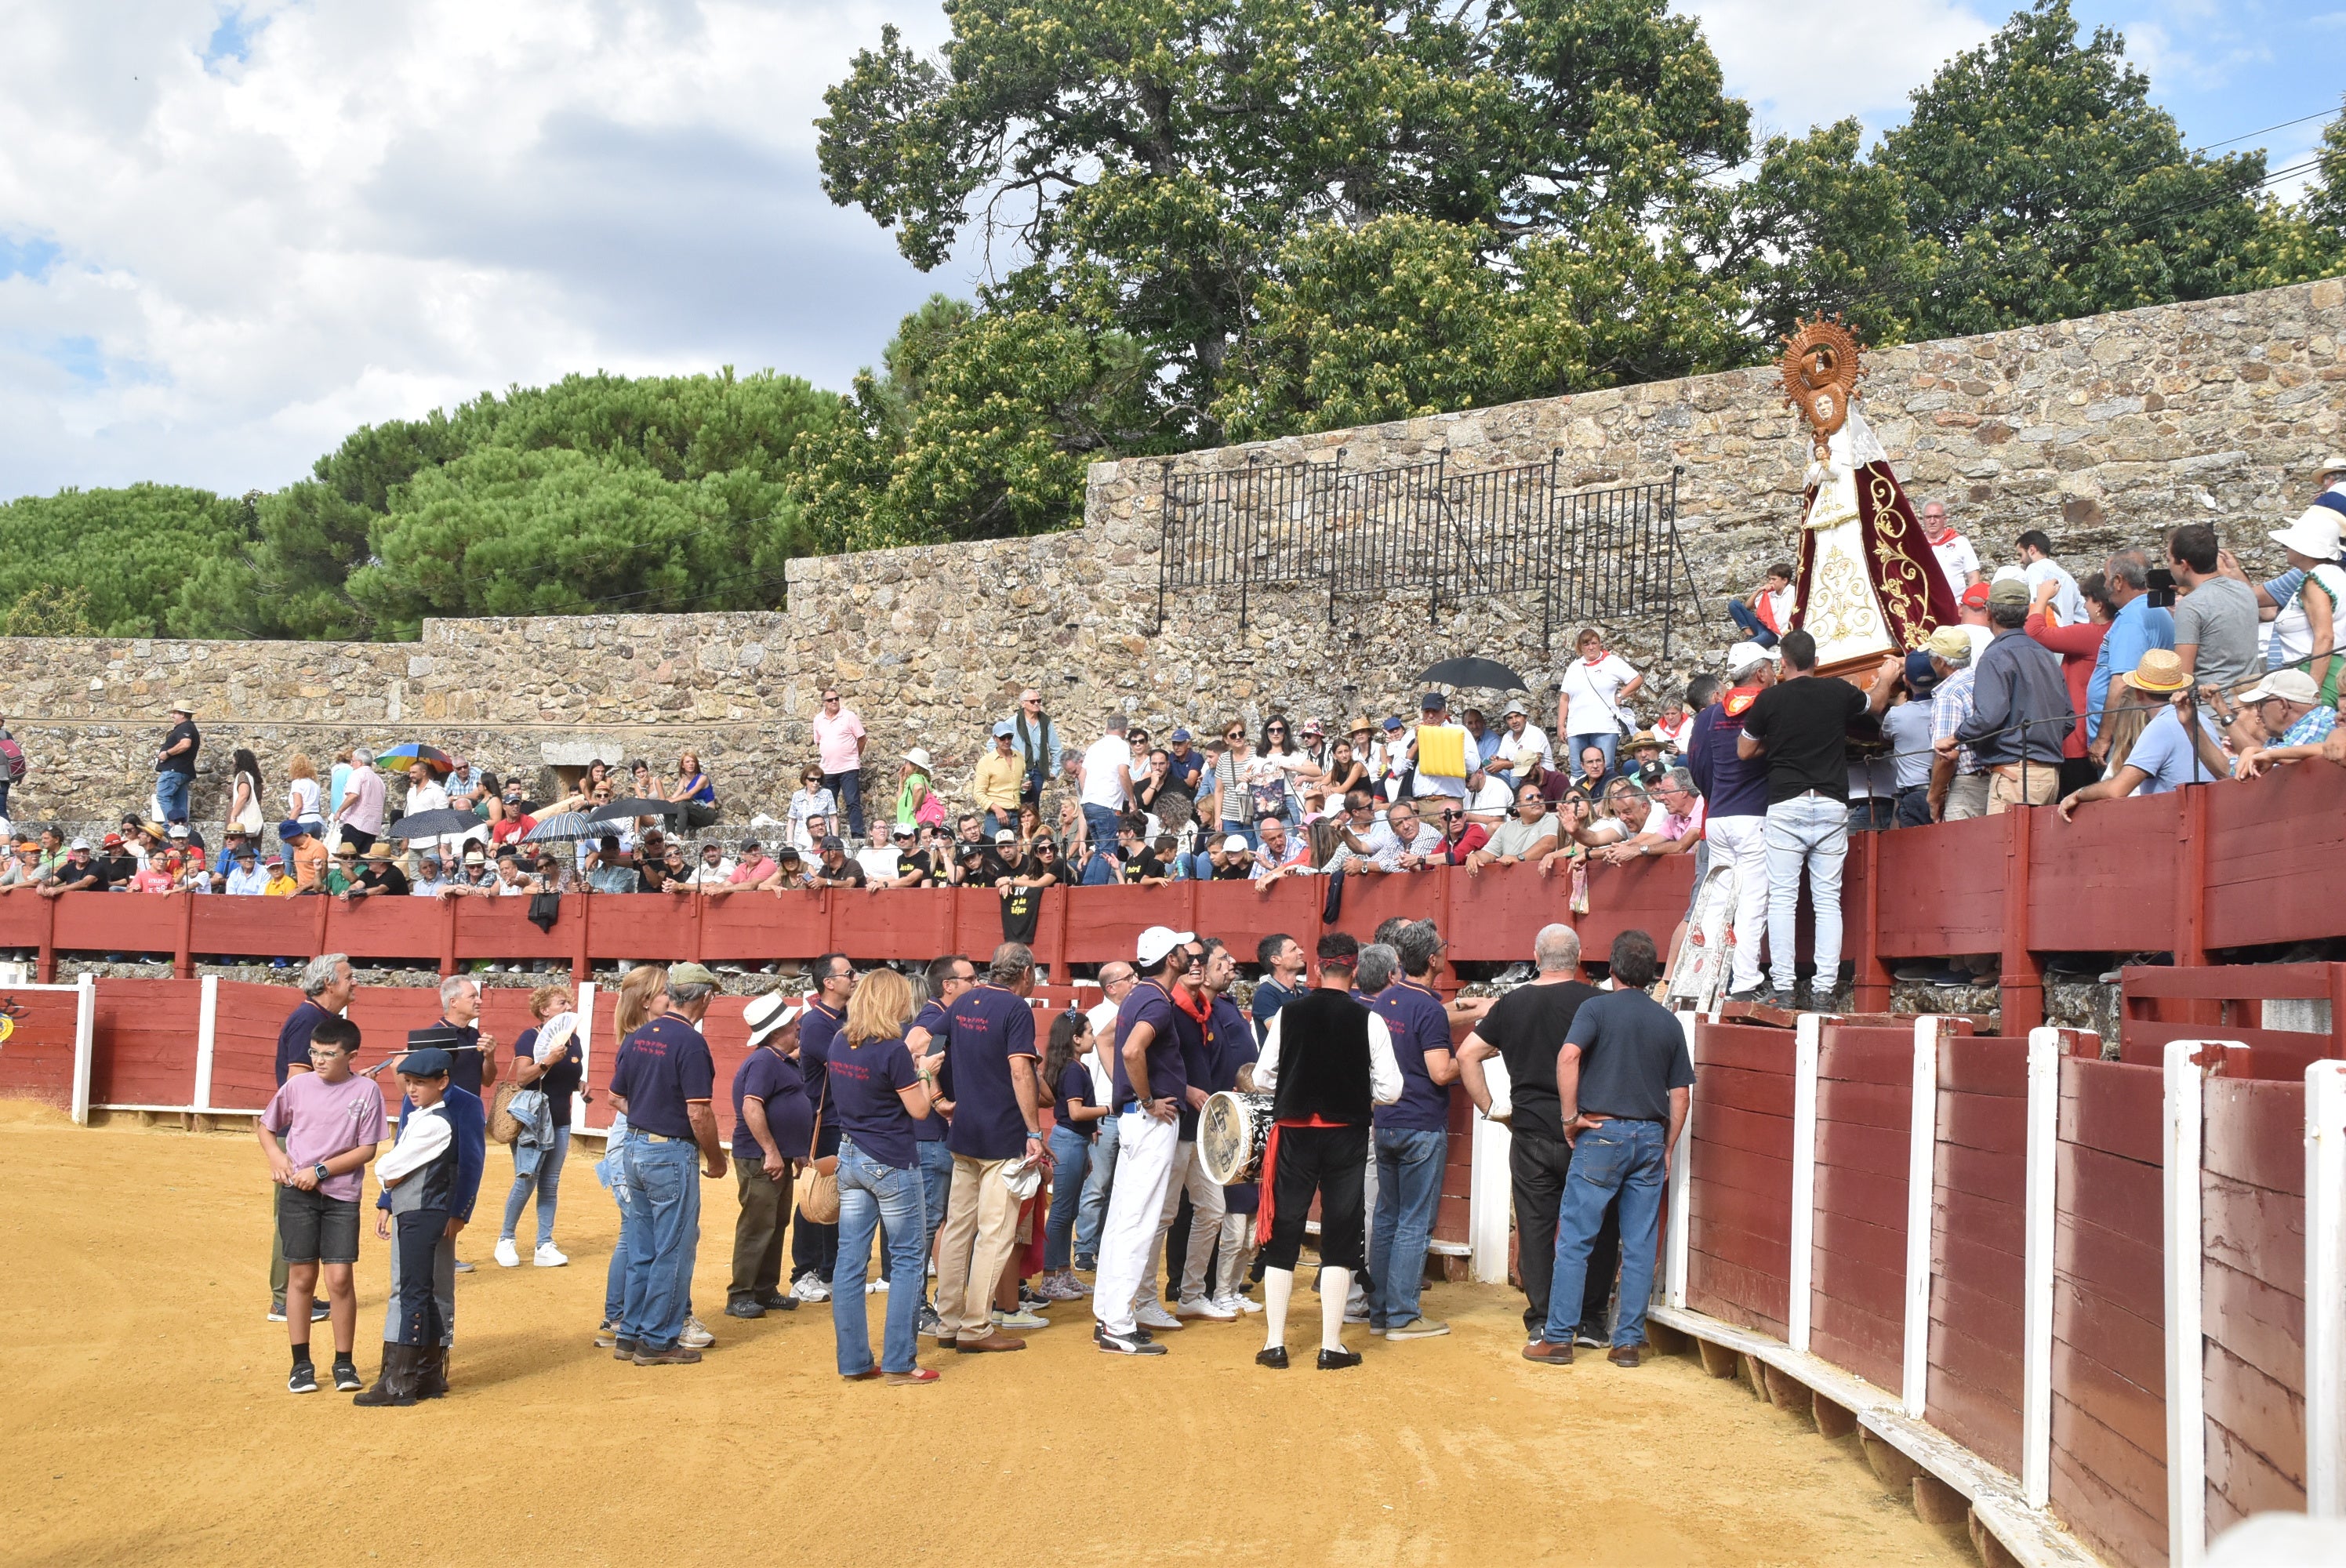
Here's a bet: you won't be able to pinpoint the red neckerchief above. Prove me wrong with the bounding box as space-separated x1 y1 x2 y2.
1723 683 1762 718
1171 982 1210 1025
1925 524 1956 548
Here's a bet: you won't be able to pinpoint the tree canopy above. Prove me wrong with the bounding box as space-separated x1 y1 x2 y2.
0 485 258 637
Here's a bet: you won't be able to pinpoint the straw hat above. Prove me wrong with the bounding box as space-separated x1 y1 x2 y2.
2123 649 2191 694
2313 453 2346 479
2270 506 2344 562
365 842 397 861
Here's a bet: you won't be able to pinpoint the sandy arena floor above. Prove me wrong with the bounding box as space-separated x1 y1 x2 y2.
0 1102 1970 1567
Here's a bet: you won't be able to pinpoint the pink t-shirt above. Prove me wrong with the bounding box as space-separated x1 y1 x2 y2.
260 1072 387 1200
813 709 866 775
729 856 778 885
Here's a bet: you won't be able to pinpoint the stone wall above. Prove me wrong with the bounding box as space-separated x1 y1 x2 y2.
0 277 2338 839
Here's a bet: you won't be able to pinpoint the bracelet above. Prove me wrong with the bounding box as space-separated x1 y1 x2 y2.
1026 1128 1044 1139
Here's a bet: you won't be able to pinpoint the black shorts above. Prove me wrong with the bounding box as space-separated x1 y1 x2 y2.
277 1185 361 1265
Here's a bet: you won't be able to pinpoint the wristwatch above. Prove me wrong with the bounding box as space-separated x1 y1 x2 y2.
1026 1128 1044 1141
313 1162 330 1185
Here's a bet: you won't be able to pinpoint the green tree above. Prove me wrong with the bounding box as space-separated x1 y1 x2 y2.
0 484 257 637
819 0 1751 450
1 585 95 638
2286 94 2346 259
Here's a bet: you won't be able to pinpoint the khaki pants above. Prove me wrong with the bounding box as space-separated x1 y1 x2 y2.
1988 766 2060 814
932 1153 1021 1342
1942 773 1991 822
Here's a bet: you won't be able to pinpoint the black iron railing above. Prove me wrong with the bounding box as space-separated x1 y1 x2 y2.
1154 450 1702 654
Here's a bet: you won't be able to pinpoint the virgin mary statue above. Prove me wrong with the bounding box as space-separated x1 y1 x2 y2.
1781 316 1958 666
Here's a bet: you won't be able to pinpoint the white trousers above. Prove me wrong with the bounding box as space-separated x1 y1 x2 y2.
1705 815 1770 993
1093 1112 1177 1337
1141 1139 1226 1308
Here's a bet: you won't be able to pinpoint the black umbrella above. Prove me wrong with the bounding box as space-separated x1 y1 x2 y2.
590 797 687 822
387 808 485 840
1418 656 1531 692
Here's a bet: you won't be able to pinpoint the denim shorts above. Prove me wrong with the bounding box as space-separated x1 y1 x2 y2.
277 1185 361 1264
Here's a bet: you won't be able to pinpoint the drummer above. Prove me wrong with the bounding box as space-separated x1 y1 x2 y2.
1197 940 1262 1316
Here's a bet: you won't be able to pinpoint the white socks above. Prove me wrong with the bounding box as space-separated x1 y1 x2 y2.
1263 1266 1294 1351
1320 1266 1351 1352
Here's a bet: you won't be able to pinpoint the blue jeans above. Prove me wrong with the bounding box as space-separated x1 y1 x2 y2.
1081 804 1122 858
833 1140 928 1375
1543 1119 1667 1348
1845 797 1894 834
154 771 191 824
1566 731 1618 782
1727 600 1779 648
1044 1124 1092 1270
1076 1111 1120 1262
618 1137 700 1350
1368 1127 1447 1329
600 1133 634 1324
1763 793 1848 995
881 1138 953 1284
824 769 865 838
500 1124 570 1247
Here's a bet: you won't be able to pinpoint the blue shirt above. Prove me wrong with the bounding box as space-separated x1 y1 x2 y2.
608 1015 714 1140
1168 991 1211 1138
2086 596 2176 741
797 1000 845 1155
829 1034 921 1169
1371 979 1457 1132
942 985 1038 1160
2123 706 2225 795
730 1045 810 1163
905 1000 950 1144
1564 989 1696 1123
1251 979 1299 1044
1113 981 1188 1109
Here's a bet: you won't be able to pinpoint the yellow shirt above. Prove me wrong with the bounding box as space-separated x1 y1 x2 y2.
264 873 298 897
973 750 1023 814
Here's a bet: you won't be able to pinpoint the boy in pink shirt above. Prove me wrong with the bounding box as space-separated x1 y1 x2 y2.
256 1015 385 1392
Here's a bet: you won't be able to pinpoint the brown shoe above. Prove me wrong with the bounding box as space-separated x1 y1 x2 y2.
632 1344 703 1366
954 1331 1028 1353
1607 1343 1643 1368
1521 1339 1575 1366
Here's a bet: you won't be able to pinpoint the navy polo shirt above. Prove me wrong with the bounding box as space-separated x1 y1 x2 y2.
797 999 846 1156
1053 1058 1096 1142
1204 994 1255 1094
1251 979 1298 1046
942 985 1037 1161
1168 995 1211 1138
1372 979 1457 1132
274 1000 335 1085
730 1046 811 1163
1112 980 1187 1108
905 999 950 1145
608 1015 714 1140
829 1034 921 1170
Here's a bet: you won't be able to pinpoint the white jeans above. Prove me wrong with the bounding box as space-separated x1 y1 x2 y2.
1093 1112 1177 1337
1705 814 1770 993
1142 1139 1226 1308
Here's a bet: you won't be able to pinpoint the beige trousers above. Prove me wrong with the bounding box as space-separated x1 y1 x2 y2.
932 1152 1021 1342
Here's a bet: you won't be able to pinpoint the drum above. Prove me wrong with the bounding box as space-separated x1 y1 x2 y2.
1197 1091 1275 1185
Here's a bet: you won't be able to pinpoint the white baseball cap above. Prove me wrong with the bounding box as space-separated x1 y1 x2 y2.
1727 641 1781 675
1222 834 1249 853
2238 669 2320 706
1135 925 1194 966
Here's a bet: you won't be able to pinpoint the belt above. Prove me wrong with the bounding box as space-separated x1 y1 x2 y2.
1582 1112 1662 1124
640 1131 689 1143
1117 1101 1142 1116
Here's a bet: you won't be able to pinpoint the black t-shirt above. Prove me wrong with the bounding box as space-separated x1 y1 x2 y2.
957 846 1010 885
53 855 108 891
1741 676 1868 804
1120 848 1168 883
902 849 944 885
362 865 410 896
1475 979 1600 1142
1000 871 1044 942
637 860 676 893
100 852 140 886
159 721 200 777
814 858 866 887
410 1021 485 1098
515 1025 584 1128
1211 856 1251 880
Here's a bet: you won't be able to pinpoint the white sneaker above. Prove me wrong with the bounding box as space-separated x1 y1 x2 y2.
992 1306 1049 1330
494 1237 521 1269
866 1279 889 1295
1174 1294 1236 1320
1216 1292 1263 1316
790 1273 831 1304
533 1243 568 1268
1135 1300 1184 1332
680 1316 715 1348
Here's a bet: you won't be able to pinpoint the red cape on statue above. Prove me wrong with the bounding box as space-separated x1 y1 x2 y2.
1790 458 1959 655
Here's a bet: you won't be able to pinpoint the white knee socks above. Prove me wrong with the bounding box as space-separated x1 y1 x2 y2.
1320 1266 1351 1352
1263 1266 1294 1351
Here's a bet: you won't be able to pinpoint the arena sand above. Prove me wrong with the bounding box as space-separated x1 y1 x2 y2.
0 1102 1968 1567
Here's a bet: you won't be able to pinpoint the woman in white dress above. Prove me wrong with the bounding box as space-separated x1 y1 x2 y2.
1555 627 1643 782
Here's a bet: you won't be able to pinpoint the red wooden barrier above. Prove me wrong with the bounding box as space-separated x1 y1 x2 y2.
1809 1024 1913 1395
1927 1033 2031 1475
0 985 84 1109
0 888 48 950
89 978 202 1109
2202 757 2346 950
1684 1022 1796 1340
209 978 295 1112
2050 1055 2168 1568
2199 1075 2308 1531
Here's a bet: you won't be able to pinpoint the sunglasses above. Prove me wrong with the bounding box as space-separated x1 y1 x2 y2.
1225 731 1244 740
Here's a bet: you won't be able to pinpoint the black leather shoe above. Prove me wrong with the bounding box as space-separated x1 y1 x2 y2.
724 1299 766 1319
755 1292 798 1312
1255 1346 1289 1370
1316 1347 1362 1370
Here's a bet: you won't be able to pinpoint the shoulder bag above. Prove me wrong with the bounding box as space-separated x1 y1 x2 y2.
794 1071 839 1224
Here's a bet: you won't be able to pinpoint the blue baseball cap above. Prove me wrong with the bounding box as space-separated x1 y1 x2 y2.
1382 717 1405 732
991 720 1016 738
1903 650 1940 695
1170 728 1192 742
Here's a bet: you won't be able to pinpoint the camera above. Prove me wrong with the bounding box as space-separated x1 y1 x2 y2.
2145 566 2177 608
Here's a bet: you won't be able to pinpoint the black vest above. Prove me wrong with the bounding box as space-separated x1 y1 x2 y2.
1271 989 1374 1126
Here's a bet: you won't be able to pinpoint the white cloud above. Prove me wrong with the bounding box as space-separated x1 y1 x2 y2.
1682 0 1995 143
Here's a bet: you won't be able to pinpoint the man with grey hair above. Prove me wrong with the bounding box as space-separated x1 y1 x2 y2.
608 962 727 1366
2086 545 2177 760
336 747 387 856
267 953 354 1322
404 975 499 1274
1455 926 1618 1348
1075 960 1136 1270
935 942 1044 1352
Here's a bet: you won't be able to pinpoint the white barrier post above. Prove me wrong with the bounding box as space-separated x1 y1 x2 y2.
2163 1039 2209 1568
1788 1011 1821 1355
2021 1027 2061 1508
1667 1009 1696 1311
70 971 96 1126
2308 1060 2346 1518
1903 1015 1941 1419
573 982 600 1134
1467 1061 1513 1286
191 973 220 1113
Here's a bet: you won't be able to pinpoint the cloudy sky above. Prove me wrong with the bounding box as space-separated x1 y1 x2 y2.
0 0 2335 502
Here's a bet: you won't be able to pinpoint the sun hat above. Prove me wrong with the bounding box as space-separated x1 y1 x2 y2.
902 746 932 770
102 832 123 847
169 702 194 717
2269 506 2344 561
2238 668 2319 706
1627 730 1664 750
744 991 802 1047
1726 641 1779 675
463 849 486 865
365 842 397 860
1299 717 1324 735
2314 453 2346 477
277 818 306 840
1135 925 1194 966
1926 627 1973 665
2123 648 2192 694
1347 717 1374 735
